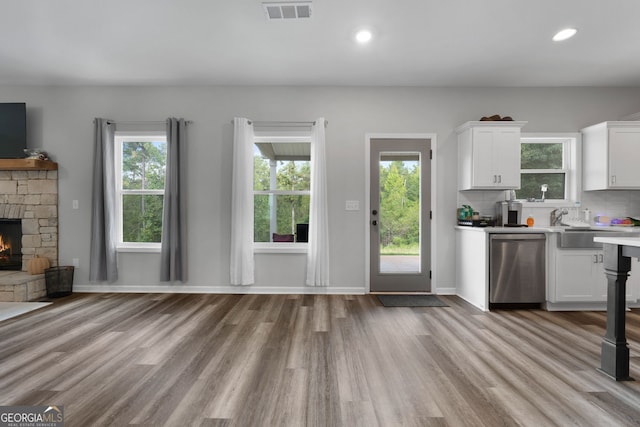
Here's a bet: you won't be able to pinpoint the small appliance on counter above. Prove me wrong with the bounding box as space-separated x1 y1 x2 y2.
495 199 526 227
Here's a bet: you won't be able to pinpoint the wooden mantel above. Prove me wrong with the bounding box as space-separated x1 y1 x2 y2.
0 159 58 171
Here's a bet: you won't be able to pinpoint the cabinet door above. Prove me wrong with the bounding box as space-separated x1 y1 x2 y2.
608 128 640 188
492 128 521 188
555 251 599 301
471 127 521 188
593 252 607 301
471 128 499 187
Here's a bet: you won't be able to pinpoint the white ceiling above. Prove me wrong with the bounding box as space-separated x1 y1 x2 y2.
2 0 640 87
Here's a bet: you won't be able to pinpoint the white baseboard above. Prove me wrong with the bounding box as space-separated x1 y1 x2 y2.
434 287 456 295
73 283 456 296
72 284 366 295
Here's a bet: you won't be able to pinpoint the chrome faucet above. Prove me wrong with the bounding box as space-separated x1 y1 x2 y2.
550 208 568 226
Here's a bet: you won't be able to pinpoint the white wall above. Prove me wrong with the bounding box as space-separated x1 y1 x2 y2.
1 85 640 294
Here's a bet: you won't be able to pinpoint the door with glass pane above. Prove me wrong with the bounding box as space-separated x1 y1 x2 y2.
370 138 431 292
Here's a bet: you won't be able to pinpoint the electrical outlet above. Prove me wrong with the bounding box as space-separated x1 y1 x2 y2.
72 258 79 268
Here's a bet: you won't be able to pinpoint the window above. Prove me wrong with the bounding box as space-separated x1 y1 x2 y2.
517 137 571 201
114 132 167 250
253 135 311 244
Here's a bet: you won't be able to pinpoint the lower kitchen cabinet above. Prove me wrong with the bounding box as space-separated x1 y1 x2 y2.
633 258 640 301
455 228 489 311
553 248 639 303
456 228 640 311
554 250 603 302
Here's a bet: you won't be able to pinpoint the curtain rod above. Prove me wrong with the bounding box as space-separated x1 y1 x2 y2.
232 119 328 127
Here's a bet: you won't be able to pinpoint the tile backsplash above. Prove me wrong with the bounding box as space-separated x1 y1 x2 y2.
458 190 640 226
581 191 640 218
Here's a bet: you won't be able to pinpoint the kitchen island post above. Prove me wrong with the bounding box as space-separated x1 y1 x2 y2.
594 237 640 381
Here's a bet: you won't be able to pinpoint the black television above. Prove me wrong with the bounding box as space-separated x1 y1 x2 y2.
0 103 27 158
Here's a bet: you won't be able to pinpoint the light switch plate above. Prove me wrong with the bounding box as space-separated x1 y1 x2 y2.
345 200 360 211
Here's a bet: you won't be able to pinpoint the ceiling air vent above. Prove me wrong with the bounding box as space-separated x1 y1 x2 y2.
263 2 312 20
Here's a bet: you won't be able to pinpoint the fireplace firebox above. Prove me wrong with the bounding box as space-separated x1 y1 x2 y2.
0 219 22 270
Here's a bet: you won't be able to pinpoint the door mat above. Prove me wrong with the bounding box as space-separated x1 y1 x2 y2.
376 295 448 307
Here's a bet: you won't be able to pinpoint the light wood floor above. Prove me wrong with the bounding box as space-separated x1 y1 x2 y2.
1 293 640 426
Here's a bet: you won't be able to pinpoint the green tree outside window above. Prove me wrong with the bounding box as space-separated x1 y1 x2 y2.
517 142 566 200
379 160 420 255
121 141 166 243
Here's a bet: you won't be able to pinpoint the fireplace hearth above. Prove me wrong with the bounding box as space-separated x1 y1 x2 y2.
0 219 22 270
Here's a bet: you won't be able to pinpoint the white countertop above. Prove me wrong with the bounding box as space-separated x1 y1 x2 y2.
593 236 640 247
456 225 640 234
455 226 553 233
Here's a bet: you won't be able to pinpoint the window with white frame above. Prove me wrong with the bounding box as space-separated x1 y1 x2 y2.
114 131 167 250
253 134 311 244
516 137 572 201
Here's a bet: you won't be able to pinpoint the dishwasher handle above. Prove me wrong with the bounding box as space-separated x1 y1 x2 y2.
490 233 546 241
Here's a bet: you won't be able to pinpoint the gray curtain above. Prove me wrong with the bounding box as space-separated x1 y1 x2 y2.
89 118 118 282
160 118 188 281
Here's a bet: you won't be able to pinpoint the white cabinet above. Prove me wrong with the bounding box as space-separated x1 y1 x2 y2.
553 248 637 302
554 249 604 301
456 121 527 190
582 121 640 190
455 228 489 311
630 258 640 302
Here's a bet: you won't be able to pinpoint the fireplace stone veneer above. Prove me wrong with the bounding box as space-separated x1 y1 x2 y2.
0 168 58 301
0 170 58 269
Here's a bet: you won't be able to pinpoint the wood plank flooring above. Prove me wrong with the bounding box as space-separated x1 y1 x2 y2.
1 293 640 426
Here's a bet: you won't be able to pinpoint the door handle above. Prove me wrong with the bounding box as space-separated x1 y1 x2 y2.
593 255 598 263
599 254 604 263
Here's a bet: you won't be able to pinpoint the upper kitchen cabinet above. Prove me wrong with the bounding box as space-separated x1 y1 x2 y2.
582 121 640 190
456 121 527 190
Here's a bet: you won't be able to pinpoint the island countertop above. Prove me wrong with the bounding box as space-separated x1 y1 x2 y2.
594 236 640 247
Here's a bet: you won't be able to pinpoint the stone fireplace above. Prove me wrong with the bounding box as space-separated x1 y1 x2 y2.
0 159 58 301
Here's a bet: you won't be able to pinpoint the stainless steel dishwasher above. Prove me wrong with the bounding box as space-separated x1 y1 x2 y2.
489 233 546 303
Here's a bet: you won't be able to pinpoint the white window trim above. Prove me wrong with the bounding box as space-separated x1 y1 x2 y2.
254 190 311 196
253 242 309 254
114 131 167 252
519 133 579 208
253 133 312 252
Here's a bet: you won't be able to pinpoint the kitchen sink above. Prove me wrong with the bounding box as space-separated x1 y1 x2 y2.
557 229 640 248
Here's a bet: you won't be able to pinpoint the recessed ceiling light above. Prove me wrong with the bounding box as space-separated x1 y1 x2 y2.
355 29 372 44
552 28 577 42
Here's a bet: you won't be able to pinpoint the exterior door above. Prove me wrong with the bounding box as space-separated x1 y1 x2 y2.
370 138 431 292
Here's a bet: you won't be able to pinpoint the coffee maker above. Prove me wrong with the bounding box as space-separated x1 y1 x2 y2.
495 200 523 226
